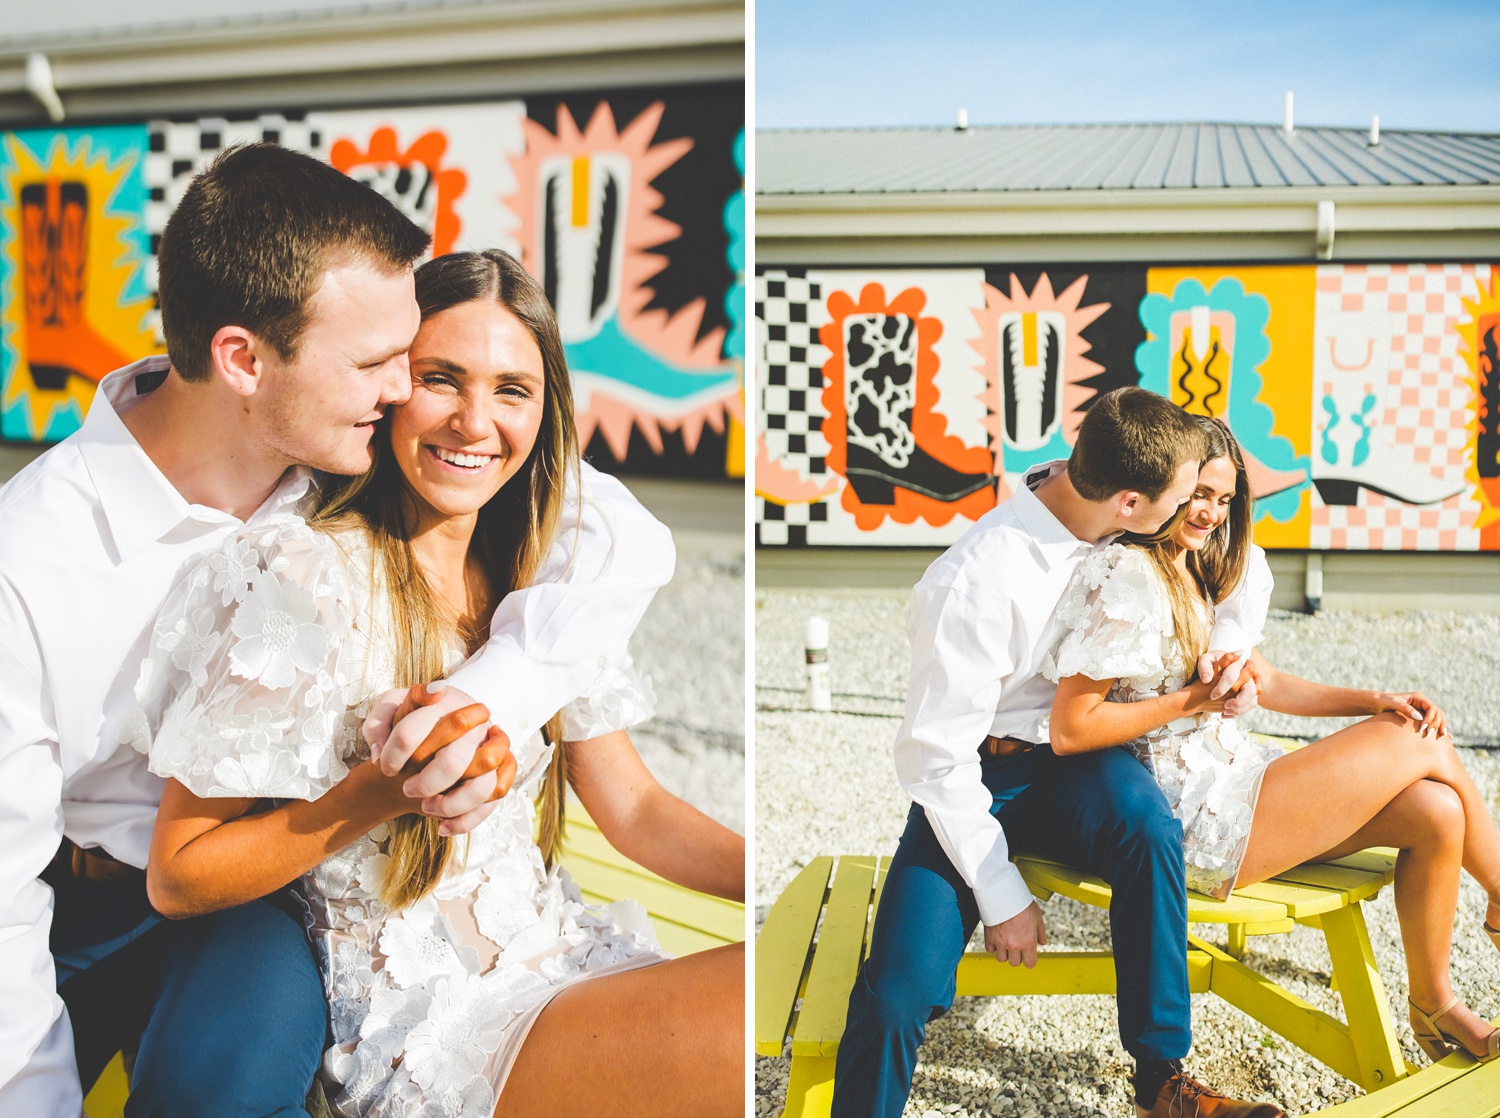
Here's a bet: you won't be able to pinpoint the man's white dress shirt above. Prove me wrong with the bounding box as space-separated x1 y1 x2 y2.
0 356 674 1115
894 462 1272 929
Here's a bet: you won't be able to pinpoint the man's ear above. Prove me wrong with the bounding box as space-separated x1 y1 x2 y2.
208 325 263 398
1116 490 1143 522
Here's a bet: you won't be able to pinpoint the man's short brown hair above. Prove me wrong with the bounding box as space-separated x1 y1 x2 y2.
157 143 431 382
1068 387 1209 500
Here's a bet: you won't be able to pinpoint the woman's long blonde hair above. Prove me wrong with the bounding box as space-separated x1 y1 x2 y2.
313 249 581 908
1121 415 1253 673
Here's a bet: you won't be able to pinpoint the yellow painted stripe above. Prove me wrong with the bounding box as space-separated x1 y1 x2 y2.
570 156 589 227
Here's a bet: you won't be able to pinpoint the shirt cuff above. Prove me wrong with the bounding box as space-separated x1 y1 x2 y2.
443 643 547 745
973 862 1038 927
1207 621 1252 655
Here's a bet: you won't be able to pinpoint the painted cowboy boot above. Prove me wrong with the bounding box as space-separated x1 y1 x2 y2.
540 151 627 345
1311 310 1465 506
21 181 127 390
840 312 993 505
998 310 1065 451
1170 304 1305 501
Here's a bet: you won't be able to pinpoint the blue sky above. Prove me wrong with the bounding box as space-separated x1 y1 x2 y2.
755 0 1500 132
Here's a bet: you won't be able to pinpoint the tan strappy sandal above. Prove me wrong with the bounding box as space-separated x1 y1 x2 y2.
1408 995 1500 1064
1486 921 1500 955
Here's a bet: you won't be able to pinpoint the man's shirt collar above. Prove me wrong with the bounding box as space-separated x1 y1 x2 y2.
77 356 314 561
1008 460 1096 570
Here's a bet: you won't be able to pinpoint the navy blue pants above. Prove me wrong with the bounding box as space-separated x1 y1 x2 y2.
831 746 1191 1118
48 866 325 1118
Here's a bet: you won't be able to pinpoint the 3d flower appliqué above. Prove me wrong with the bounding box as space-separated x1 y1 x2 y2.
229 569 331 689
158 607 223 688
402 973 512 1095
208 537 260 606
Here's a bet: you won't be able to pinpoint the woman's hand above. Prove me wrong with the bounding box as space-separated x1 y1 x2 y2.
1179 676 1229 716
1372 691 1448 739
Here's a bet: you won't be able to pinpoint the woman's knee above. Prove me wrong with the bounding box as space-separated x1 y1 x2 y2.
1395 779 1465 848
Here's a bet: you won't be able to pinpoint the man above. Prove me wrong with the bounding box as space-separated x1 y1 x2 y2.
0 144 673 1116
832 388 1284 1118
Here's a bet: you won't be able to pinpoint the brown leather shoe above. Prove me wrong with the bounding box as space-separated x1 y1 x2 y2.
1135 1068 1284 1118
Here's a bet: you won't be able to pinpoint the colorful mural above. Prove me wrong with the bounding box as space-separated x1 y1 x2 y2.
4 84 744 479
1 126 156 441
756 263 1499 551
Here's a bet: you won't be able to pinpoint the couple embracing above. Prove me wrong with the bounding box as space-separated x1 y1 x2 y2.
834 389 1500 1117
0 143 743 1117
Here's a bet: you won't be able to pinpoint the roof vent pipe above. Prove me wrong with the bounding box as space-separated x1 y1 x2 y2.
956 108 969 132
25 53 64 123
1283 90 1294 136
1368 114 1380 146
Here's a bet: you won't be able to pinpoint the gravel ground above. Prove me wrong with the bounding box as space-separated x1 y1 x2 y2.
625 533 745 834
754 588 1500 1117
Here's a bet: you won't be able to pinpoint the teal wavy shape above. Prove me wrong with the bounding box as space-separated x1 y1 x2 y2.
722 129 745 362
1136 277 1309 522
566 316 737 401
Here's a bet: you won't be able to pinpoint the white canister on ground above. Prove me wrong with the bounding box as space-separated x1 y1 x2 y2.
805 616 831 711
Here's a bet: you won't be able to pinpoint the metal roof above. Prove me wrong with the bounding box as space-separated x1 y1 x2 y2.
757 122 1500 194
0 0 564 53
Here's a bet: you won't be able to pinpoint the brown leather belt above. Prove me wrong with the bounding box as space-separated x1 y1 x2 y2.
984 735 1040 757
48 837 144 885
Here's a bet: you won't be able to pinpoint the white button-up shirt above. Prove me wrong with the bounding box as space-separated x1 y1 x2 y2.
0 356 674 1115
894 462 1271 927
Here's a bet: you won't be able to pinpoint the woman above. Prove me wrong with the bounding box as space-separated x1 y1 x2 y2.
1044 416 1500 1065
130 249 744 1117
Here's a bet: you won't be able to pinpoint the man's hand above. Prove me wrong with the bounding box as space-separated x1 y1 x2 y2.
363 685 517 835
983 901 1047 968
1196 651 1260 718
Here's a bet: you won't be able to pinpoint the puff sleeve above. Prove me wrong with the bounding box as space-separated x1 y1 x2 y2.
1042 545 1172 689
558 655 656 743
123 515 365 802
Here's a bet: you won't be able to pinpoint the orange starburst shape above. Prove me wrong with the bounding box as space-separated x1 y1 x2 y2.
1456 268 1500 541
969 272 1109 477
820 283 994 531
329 128 466 256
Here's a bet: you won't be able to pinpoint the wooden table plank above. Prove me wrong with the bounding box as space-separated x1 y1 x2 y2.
563 854 744 941
792 856 879 1058
1272 862 1392 906
756 857 834 1056
1016 856 1291 924
1235 878 1355 919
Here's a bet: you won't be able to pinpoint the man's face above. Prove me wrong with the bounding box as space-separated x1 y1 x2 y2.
1122 456 1200 535
253 257 420 476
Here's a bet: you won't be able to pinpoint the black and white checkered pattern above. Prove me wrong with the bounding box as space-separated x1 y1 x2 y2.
143 114 326 338
756 269 833 546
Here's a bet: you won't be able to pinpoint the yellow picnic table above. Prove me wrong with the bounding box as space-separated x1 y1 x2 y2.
82 803 744 1118
756 850 1500 1117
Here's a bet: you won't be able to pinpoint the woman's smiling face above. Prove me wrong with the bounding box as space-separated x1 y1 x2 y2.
1174 455 1238 552
388 298 547 524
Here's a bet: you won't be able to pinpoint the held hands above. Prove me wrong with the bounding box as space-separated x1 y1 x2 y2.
363 684 517 836
984 900 1047 968
1373 691 1449 739
1195 651 1261 718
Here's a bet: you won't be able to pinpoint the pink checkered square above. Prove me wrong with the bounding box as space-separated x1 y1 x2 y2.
1309 264 1491 550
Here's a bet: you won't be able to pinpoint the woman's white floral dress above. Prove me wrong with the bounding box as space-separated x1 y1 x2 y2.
126 514 667 1118
1042 544 1283 900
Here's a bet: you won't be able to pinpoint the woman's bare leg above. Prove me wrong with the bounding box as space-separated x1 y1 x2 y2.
494 942 743 1118
1239 713 1500 916
1237 714 1499 1054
